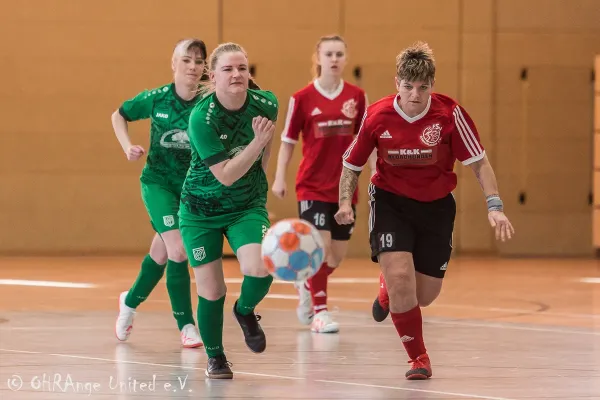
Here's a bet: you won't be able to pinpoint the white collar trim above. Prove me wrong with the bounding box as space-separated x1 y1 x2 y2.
393 94 431 123
313 79 344 100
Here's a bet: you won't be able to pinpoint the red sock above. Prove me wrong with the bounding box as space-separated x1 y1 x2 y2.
378 272 389 310
308 262 335 314
390 306 427 360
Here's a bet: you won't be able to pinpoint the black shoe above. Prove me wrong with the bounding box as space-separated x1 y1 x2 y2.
372 296 389 322
205 354 233 379
233 300 266 353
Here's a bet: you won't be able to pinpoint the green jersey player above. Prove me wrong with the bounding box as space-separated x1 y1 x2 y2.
178 42 278 379
111 39 205 348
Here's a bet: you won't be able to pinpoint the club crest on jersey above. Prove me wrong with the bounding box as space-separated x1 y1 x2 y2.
420 123 442 147
160 129 190 149
341 99 358 119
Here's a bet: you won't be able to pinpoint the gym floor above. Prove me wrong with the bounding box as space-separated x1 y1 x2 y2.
0 256 599 399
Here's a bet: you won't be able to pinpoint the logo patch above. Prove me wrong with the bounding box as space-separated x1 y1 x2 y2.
384 148 437 166
420 123 442 147
341 99 358 118
193 247 206 262
160 129 190 149
163 215 175 227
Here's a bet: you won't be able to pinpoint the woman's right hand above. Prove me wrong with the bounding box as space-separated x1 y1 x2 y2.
252 116 275 148
125 145 146 161
271 178 287 199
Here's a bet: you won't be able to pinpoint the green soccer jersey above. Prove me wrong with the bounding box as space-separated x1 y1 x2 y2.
180 89 279 219
119 83 201 193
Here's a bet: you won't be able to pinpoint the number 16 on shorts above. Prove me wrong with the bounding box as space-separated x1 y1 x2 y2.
378 232 395 250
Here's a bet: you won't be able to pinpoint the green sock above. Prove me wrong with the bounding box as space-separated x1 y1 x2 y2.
236 275 274 316
197 295 225 357
166 260 195 330
125 254 166 308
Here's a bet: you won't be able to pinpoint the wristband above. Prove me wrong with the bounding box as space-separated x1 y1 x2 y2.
486 195 503 212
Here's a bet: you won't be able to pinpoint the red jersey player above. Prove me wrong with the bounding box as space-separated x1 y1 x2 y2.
272 35 373 333
336 42 514 379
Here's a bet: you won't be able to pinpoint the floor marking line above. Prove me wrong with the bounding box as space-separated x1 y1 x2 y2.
0 279 95 289
0 348 518 399
0 349 302 380
316 379 518 400
579 277 600 284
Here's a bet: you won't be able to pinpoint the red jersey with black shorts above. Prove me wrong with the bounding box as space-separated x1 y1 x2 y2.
282 79 367 240
343 92 485 277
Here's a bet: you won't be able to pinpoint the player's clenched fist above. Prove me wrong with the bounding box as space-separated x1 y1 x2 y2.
252 116 274 147
125 145 146 161
334 203 354 225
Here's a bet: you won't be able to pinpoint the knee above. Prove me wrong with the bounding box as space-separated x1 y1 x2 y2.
386 273 415 302
166 245 187 263
198 285 226 301
240 261 269 278
385 266 413 291
380 255 416 301
149 251 168 265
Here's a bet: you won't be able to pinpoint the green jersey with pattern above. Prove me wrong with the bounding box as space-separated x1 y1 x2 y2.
119 83 201 193
180 89 279 219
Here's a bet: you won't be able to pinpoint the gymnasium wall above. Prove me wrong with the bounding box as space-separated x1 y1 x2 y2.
1 0 599 257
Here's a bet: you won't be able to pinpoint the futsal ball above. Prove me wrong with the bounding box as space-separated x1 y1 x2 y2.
261 218 325 282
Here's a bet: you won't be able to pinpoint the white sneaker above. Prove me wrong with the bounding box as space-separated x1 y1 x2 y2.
115 291 135 341
180 324 203 348
311 311 339 333
294 280 314 325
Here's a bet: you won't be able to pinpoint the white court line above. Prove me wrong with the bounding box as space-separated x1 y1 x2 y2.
0 277 372 288
579 277 600 284
0 348 517 400
0 348 301 380
316 379 517 400
1 277 596 321
243 293 600 320
3 307 596 337
0 279 95 289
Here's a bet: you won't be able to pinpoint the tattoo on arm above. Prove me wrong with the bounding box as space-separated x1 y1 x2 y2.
340 167 360 202
473 166 484 188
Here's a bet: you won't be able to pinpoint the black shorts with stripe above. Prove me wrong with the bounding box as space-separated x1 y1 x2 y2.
298 200 356 241
368 184 455 278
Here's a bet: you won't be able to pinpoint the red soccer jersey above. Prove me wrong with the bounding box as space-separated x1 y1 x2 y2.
281 80 367 204
343 93 485 202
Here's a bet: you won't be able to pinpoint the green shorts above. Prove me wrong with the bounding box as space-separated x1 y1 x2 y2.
141 183 181 234
179 207 269 267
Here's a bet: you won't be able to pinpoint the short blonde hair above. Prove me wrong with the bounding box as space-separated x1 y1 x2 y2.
395 41 435 84
172 38 207 62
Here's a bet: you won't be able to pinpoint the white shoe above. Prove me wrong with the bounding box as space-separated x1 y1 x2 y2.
115 291 135 341
180 324 203 348
311 311 339 333
294 280 314 325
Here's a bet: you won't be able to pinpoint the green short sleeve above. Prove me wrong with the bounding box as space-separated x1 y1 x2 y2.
188 103 229 167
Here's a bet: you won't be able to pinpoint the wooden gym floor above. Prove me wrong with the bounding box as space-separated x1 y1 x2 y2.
0 256 599 399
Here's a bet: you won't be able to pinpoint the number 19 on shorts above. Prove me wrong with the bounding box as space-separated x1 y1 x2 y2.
378 232 395 250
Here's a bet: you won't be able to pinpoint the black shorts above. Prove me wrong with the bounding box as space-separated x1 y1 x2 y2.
368 184 456 278
298 200 356 241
